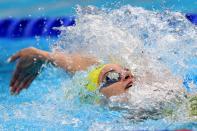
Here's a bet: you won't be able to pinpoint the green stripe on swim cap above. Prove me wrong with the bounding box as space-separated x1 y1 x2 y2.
86 65 105 91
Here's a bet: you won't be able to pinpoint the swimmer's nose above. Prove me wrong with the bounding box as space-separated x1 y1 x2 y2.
121 70 133 81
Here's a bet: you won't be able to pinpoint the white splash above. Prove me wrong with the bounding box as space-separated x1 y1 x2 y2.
54 5 196 121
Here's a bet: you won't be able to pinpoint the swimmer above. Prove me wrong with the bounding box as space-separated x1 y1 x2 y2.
8 47 134 98
8 47 197 120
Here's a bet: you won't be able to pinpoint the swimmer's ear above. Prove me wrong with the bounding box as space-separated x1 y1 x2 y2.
7 52 20 63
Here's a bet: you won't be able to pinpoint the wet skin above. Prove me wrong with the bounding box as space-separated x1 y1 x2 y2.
8 47 134 97
8 47 49 94
98 64 134 98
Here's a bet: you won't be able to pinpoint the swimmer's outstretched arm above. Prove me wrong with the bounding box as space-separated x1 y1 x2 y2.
8 47 98 95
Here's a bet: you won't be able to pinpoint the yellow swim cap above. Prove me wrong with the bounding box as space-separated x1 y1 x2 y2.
86 65 105 91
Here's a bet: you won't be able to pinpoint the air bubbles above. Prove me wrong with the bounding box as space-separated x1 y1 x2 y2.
52 5 197 122
33 58 37 61
38 7 44 11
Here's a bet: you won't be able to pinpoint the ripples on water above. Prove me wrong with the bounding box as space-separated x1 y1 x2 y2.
1 5 197 130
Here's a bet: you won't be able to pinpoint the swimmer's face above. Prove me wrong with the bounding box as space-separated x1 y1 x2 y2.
98 64 134 98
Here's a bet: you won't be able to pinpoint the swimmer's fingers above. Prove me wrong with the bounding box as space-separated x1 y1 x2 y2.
22 75 36 90
10 68 22 91
10 58 26 88
10 70 27 94
10 56 41 86
15 75 37 95
10 73 31 94
11 73 38 95
10 58 41 95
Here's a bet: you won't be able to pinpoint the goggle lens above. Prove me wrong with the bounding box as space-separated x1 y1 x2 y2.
100 71 121 89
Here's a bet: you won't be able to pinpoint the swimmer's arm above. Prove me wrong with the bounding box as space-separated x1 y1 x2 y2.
8 47 98 95
48 51 98 72
9 47 98 72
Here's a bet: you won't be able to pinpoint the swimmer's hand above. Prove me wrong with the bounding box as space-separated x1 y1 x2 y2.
8 47 49 95
8 47 98 95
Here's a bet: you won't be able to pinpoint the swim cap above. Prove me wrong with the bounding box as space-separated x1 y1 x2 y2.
86 65 105 91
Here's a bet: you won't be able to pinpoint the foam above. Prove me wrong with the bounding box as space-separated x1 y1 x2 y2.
54 5 197 121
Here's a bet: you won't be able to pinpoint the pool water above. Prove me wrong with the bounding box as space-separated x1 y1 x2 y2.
0 1 197 130
0 0 196 18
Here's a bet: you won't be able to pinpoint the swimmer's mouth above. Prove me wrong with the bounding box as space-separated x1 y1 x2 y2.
125 82 133 90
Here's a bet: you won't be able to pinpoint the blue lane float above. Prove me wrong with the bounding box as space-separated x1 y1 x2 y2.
0 14 196 38
185 13 197 25
0 17 75 38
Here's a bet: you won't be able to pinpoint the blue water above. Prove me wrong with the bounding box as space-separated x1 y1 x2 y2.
0 0 196 18
0 1 197 130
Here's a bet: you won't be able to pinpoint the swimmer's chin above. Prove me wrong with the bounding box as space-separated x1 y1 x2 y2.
125 84 132 91
124 79 134 90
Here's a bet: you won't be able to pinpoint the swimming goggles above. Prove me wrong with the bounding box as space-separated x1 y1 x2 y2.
100 71 121 90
